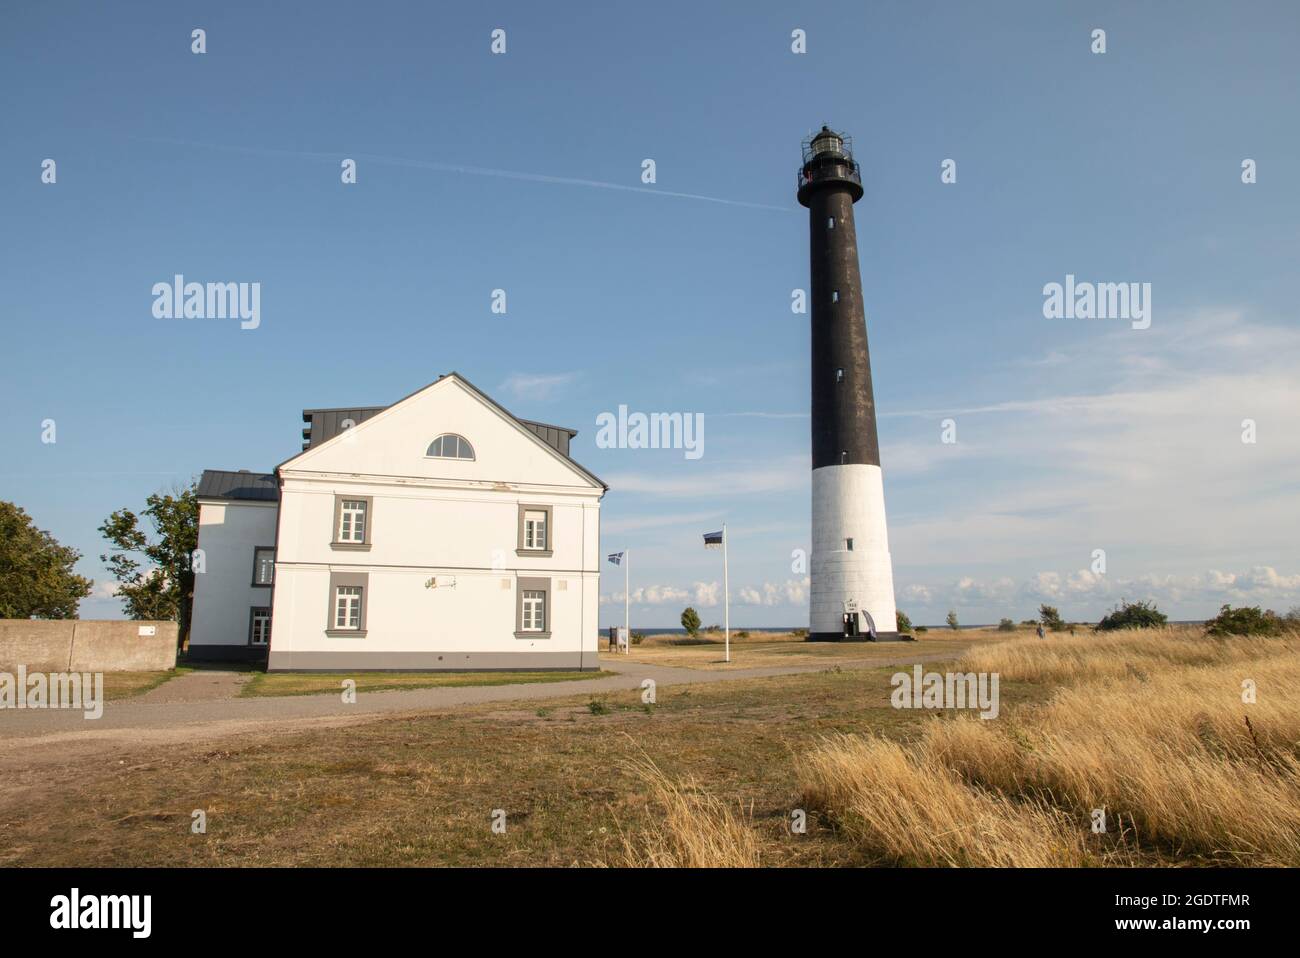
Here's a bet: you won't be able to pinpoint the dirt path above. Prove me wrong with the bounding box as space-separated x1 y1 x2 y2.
137 669 251 704
0 648 966 760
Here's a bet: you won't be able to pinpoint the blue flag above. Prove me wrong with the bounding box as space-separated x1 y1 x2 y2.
703 530 723 548
607 552 624 565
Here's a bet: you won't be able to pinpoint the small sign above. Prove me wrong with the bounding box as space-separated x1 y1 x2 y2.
138 625 156 636
616 627 629 649
844 599 858 614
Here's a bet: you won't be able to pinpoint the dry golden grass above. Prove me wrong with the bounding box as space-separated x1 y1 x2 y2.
958 625 1278 684
617 756 763 867
798 734 1094 867
103 668 191 700
799 626 1300 866
606 629 986 671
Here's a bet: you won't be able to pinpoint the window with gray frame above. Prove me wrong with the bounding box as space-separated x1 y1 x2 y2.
516 504 553 556
325 571 369 636
515 577 551 638
251 547 275 586
249 607 271 646
331 495 373 549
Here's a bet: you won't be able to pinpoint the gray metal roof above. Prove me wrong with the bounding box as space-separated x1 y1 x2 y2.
301 403 579 458
196 469 279 502
301 407 386 450
518 419 577 457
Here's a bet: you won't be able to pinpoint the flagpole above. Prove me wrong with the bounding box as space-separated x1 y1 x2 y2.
723 523 730 663
624 548 630 654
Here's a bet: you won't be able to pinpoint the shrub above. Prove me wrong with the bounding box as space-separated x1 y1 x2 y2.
915 626 929 634
945 610 960 631
1039 605 1066 632
896 610 913 633
631 631 645 646
735 630 750 639
997 618 1015 632
1205 604 1282 637
791 628 808 638
680 607 701 636
1095 599 1168 632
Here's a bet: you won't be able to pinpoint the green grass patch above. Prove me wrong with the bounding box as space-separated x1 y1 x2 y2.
239 670 603 698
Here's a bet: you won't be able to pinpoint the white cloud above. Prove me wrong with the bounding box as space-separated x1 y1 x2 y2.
499 372 576 401
736 578 809 606
89 580 120 599
693 581 720 607
892 565 1300 621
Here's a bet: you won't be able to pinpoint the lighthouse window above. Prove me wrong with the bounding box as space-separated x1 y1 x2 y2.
828 217 835 229
841 451 848 464
836 368 844 383
846 538 854 551
832 290 839 303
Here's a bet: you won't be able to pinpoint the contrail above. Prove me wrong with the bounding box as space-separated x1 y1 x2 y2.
130 136 794 212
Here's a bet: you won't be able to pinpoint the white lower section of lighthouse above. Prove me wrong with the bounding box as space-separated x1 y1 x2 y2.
810 463 898 635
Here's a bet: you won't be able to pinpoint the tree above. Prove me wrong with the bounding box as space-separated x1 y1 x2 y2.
895 609 912 633
945 610 959 630
997 618 1015 631
680 606 701 636
1205 604 1282 637
1095 599 1168 632
0 501 92 618
1039 604 1065 632
99 482 198 647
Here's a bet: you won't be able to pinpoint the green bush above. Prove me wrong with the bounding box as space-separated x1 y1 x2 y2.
997 618 1015 632
1095 599 1168 632
895 610 913 632
791 627 808 638
1205 604 1282 637
680 607 700 636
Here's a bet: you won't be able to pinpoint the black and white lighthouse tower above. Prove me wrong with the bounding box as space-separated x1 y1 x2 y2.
798 126 904 641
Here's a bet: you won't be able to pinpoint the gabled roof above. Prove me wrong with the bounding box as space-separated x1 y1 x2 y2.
197 469 279 502
278 372 607 491
301 404 579 457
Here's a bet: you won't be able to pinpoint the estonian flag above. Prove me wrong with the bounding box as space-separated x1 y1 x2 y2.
607 552 624 565
703 530 723 549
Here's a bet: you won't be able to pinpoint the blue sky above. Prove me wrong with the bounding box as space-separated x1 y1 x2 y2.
3 1 1298 626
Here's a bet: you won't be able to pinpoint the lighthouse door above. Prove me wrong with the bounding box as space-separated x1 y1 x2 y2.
843 612 859 637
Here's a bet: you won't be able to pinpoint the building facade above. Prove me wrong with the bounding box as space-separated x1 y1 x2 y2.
189 373 607 671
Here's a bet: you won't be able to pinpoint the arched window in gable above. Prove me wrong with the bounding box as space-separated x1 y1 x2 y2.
427 434 475 460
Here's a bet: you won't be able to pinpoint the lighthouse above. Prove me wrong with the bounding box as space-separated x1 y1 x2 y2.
798 126 906 641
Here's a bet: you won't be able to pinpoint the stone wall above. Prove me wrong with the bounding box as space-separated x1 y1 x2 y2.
0 620 177 672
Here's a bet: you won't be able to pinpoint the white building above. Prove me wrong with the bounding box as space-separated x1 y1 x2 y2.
189 373 607 671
